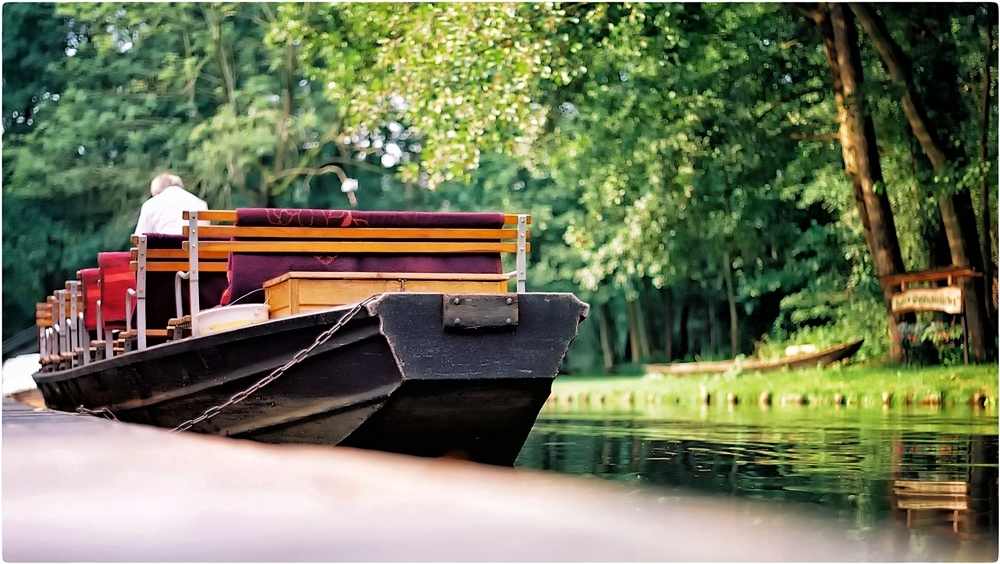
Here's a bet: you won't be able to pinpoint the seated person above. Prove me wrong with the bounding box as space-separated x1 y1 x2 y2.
134 173 208 236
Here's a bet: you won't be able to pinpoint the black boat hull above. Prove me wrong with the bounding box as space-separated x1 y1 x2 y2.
32 292 588 465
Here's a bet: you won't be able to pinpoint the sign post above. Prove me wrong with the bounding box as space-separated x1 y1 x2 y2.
882 267 983 365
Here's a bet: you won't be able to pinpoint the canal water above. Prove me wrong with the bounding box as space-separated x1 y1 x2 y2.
515 404 998 560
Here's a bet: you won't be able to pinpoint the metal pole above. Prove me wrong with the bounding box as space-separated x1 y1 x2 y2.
55 290 66 354
136 236 148 350
516 214 528 294
80 312 90 365
189 211 201 336
68 282 79 367
175 271 191 318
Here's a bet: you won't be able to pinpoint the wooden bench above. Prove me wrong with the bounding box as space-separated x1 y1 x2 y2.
37 280 88 371
36 300 53 371
128 234 229 349
182 209 530 330
62 280 87 367
893 480 969 532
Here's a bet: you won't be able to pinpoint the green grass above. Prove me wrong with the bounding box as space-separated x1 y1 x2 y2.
551 362 1000 409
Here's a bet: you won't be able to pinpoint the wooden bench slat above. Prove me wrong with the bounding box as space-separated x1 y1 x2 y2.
168 315 192 326
131 248 231 260
120 329 171 338
183 210 237 221
185 241 527 254
893 481 968 494
183 210 532 225
184 226 528 240
130 261 229 272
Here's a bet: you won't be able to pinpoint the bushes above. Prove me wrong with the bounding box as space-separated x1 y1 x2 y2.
897 321 965 366
760 288 890 361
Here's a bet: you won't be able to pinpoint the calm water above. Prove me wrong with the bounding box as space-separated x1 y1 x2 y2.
516 404 999 559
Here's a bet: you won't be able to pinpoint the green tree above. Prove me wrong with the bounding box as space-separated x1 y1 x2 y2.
1 3 67 135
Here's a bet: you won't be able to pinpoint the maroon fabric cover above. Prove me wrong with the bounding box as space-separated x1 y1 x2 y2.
98 252 135 331
226 208 506 304
235 208 506 229
142 234 229 328
79 268 100 332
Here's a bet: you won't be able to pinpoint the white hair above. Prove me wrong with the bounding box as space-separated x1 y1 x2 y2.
150 173 184 196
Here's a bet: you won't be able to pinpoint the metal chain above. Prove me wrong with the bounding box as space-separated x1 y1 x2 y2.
77 406 119 421
169 296 378 434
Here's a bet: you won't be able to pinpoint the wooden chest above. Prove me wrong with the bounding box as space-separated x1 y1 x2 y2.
262 271 510 318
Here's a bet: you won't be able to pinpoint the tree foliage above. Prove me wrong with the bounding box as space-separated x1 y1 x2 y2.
3 3 996 367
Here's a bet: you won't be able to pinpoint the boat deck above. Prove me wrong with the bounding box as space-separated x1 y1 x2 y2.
3 396 925 561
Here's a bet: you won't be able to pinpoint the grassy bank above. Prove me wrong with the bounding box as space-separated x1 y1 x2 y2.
549 363 1000 409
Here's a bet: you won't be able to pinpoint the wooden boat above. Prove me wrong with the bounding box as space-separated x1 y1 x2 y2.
30 208 589 466
643 339 864 376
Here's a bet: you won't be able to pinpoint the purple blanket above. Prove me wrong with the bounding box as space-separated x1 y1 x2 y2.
224 208 506 304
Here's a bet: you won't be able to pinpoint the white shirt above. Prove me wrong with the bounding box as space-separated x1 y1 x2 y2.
133 185 209 236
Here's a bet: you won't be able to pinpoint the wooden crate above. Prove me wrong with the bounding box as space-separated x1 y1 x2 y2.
263 271 509 319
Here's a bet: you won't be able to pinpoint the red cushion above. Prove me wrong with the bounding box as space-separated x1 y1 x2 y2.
98 252 135 330
79 268 100 332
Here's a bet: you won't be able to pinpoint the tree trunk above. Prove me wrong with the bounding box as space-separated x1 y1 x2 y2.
597 301 615 375
179 9 201 121
708 299 718 356
637 281 652 360
270 39 298 208
203 5 248 202
626 298 641 363
811 3 900 358
980 5 996 329
663 287 674 362
679 299 691 360
813 6 878 260
203 5 238 113
826 3 908 360
722 251 738 358
851 2 994 360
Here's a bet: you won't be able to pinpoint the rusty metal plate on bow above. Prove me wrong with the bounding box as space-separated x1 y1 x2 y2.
442 294 518 330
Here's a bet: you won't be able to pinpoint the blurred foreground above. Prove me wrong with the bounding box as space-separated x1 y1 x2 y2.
3 397 989 562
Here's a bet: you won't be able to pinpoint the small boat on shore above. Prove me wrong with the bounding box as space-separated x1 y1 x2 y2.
30 208 588 466
643 339 864 376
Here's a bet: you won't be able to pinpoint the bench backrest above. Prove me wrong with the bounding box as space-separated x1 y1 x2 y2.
129 233 229 330
183 208 531 306
98 252 136 332
36 301 52 329
78 267 101 333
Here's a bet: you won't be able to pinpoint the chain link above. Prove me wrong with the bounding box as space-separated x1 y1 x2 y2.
77 406 119 421
169 296 378 434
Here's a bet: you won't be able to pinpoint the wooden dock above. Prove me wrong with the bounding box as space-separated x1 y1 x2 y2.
1 396 960 562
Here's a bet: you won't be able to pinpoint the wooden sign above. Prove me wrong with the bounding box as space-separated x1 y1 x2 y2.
891 286 964 315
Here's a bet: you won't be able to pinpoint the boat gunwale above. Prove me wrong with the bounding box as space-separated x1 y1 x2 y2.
31 302 370 385
643 339 865 376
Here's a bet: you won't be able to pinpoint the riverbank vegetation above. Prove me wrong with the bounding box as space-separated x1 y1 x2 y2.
549 363 1000 409
3 4 997 372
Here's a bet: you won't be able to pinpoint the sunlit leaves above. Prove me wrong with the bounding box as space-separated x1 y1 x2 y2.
276 2 575 188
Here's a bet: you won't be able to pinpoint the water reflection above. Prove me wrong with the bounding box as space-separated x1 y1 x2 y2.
516 404 998 557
